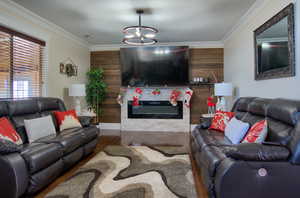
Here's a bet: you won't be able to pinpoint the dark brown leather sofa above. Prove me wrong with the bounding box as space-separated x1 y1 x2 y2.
191 97 300 198
0 98 99 198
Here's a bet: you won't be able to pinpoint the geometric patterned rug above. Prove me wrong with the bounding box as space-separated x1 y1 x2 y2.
45 146 197 198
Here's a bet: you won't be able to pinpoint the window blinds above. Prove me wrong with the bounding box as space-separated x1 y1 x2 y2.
0 26 46 98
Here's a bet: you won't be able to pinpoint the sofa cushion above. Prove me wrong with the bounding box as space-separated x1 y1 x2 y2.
53 110 82 131
79 126 98 143
20 143 62 174
242 120 268 143
10 113 41 143
191 128 232 152
209 111 235 132
35 130 84 154
225 117 250 144
24 116 57 143
0 117 23 145
0 138 21 154
225 143 290 161
267 98 300 126
0 101 9 117
232 97 257 120
8 99 39 116
40 111 59 132
38 98 66 112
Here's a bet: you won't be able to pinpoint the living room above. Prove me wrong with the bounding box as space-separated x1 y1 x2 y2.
0 0 299 197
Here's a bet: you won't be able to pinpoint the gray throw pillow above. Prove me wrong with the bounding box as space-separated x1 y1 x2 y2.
24 116 56 143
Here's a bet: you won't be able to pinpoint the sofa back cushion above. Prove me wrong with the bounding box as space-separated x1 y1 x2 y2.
239 98 270 126
266 99 300 145
231 97 256 120
38 98 66 131
8 99 41 143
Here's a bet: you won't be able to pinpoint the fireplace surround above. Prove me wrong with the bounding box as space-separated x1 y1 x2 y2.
121 88 190 132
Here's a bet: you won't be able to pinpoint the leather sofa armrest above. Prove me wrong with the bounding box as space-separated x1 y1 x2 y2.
197 117 213 129
225 143 290 161
0 153 29 198
78 116 94 127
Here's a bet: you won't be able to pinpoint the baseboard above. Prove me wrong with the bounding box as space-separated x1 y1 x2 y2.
98 123 121 130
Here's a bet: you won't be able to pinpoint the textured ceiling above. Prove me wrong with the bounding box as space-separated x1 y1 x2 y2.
12 0 257 45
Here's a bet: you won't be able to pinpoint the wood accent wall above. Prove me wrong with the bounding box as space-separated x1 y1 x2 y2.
90 48 223 124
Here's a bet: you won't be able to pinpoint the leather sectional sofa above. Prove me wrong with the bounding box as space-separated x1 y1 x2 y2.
0 98 99 198
191 97 300 198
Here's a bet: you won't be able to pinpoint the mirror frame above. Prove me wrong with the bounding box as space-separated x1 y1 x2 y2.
254 3 295 81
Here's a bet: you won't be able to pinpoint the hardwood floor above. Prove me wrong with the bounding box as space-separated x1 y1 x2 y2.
36 136 208 198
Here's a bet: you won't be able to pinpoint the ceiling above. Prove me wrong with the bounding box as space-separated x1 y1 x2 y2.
12 0 257 45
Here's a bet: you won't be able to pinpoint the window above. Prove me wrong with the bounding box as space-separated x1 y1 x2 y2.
0 26 45 98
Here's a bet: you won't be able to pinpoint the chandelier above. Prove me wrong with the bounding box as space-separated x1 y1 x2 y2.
122 9 158 45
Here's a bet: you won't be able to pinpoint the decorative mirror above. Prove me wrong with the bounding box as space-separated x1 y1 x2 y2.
254 4 295 80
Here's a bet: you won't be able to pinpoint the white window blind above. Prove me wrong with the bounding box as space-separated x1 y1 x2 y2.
0 26 46 98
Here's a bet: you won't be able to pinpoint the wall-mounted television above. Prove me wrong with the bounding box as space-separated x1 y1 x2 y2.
120 46 189 87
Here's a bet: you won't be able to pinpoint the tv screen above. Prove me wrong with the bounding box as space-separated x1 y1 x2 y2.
120 46 189 87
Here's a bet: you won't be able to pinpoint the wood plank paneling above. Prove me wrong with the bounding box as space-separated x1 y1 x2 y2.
91 48 223 124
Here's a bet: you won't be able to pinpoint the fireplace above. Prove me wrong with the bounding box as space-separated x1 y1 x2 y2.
128 101 183 119
121 88 190 134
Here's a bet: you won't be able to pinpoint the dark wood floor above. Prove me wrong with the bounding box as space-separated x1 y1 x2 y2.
36 136 208 198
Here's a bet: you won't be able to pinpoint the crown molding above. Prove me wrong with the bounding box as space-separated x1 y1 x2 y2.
89 41 224 51
222 0 269 43
222 0 297 43
0 0 89 48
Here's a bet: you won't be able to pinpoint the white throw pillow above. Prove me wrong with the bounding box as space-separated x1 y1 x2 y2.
225 117 250 144
24 116 56 143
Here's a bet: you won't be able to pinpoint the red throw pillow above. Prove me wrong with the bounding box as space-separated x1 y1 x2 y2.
242 120 268 143
53 110 82 131
209 111 235 132
0 117 23 145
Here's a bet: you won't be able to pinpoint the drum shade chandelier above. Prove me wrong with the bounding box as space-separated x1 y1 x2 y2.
122 9 158 45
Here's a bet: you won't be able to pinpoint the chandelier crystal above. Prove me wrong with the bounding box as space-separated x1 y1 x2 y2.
123 10 158 45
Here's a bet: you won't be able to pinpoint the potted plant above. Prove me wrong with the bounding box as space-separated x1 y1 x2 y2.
86 68 107 123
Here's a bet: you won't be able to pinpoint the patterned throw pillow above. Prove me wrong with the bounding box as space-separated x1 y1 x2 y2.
209 111 235 132
0 117 23 145
53 110 82 131
0 138 21 155
242 120 268 143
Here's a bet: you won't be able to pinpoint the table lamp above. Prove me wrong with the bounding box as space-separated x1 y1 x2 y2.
69 84 86 115
214 82 233 111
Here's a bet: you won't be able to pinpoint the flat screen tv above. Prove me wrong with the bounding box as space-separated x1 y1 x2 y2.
120 46 189 87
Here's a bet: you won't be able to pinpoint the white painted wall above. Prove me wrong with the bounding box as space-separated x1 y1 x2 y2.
224 0 299 106
0 0 90 108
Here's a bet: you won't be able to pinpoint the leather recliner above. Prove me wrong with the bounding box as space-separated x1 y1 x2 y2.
0 97 99 198
191 97 300 198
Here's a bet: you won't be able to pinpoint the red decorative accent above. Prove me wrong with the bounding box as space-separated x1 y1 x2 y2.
53 110 79 126
0 117 22 144
207 96 216 107
132 88 143 106
209 111 235 132
170 89 182 106
242 120 268 143
152 88 161 96
184 88 193 108
135 88 143 95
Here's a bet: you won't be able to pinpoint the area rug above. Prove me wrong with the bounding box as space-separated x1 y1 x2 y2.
45 146 197 198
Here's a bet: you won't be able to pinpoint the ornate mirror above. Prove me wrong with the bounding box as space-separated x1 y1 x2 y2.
254 4 295 80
